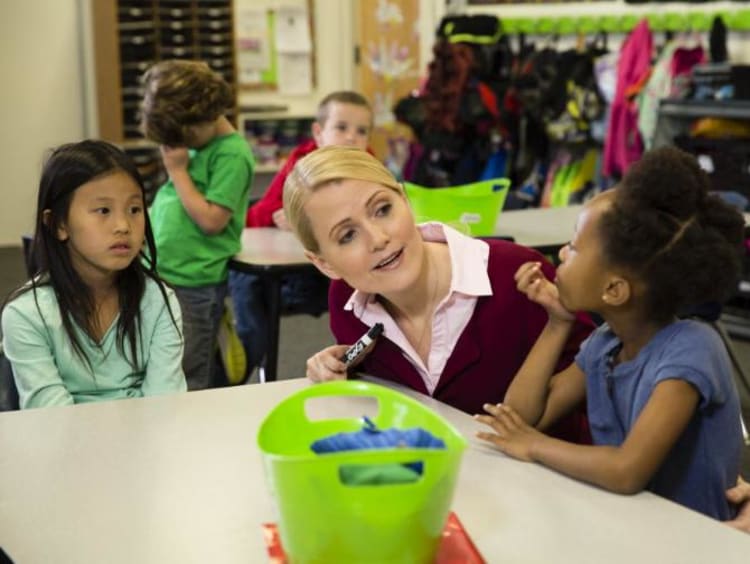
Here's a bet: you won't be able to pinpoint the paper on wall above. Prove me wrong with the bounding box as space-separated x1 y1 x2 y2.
277 53 312 94
275 5 312 54
236 7 271 83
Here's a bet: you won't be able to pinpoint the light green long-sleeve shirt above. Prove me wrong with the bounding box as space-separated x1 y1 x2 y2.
1 278 186 409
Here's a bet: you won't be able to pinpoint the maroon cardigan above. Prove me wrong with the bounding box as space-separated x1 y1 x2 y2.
329 238 594 441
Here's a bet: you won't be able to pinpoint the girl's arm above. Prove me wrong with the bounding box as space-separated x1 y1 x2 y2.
141 287 187 395
504 319 585 428
1 302 74 408
161 146 233 235
478 379 699 494
503 261 586 428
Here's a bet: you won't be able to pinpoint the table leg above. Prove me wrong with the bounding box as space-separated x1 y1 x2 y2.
259 272 282 383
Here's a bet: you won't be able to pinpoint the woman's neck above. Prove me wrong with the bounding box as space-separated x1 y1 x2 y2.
380 241 450 363
383 242 450 319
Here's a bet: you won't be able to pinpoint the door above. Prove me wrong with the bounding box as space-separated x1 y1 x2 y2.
354 0 421 175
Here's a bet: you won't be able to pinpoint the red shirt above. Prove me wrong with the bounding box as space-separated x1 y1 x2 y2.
246 139 319 227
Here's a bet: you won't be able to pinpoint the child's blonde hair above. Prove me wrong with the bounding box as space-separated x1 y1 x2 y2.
139 60 233 146
283 146 402 252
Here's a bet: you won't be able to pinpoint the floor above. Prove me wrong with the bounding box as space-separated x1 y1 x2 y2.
1 244 747 477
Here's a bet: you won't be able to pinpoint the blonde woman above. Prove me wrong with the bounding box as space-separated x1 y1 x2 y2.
284 146 593 442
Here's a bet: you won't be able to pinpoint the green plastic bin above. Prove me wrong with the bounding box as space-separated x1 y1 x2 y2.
257 381 467 564
404 177 510 236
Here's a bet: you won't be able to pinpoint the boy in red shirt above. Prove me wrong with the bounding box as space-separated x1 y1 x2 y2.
229 91 372 378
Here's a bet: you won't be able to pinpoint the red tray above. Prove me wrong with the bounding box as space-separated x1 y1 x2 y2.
262 511 485 563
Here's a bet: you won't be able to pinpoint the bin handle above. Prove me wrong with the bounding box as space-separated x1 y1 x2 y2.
294 380 393 400
282 380 420 426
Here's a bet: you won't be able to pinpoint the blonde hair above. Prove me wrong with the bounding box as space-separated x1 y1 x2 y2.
283 146 402 252
140 60 234 146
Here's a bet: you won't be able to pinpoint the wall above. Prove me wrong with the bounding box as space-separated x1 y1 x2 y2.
3 0 746 248
0 0 86 247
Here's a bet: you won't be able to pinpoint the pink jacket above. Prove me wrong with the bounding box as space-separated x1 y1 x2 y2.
603 19 653 177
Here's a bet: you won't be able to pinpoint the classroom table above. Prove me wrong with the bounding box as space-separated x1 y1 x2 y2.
495 206 750 255
494 204 582 254
229 228 316 383
1 379 748 563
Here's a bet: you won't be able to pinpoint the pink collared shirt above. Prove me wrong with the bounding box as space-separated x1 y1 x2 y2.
343 223 493 394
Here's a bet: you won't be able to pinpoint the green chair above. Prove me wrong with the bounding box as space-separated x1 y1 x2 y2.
403 178 510 237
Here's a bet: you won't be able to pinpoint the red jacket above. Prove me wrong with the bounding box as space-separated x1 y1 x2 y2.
246 139 319 227
329 238 594 442
247 140 376 227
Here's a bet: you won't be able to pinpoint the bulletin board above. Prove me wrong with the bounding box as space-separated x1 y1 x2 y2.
234 0 316 93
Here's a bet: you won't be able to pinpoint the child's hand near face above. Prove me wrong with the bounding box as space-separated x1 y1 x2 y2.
160 145 190 176
272 208 290 230
475 403 545 462
515 262 575 322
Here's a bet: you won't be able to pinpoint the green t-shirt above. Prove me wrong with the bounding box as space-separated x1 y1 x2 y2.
150 132 255 286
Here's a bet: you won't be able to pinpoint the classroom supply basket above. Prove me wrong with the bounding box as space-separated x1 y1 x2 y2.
257 380 468 564
403 177 510 236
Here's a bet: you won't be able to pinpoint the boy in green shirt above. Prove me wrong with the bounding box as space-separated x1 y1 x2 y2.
141 60 254 390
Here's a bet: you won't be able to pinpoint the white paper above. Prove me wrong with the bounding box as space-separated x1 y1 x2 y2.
274 6 312 54
277 53 312 94
236 7 270 83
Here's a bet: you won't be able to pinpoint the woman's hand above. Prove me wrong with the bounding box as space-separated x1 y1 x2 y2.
475 403 545 462
514 262 575 322
305 345 351 382
726 476 750 534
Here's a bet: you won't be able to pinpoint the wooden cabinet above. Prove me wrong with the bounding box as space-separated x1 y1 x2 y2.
90 0 237 144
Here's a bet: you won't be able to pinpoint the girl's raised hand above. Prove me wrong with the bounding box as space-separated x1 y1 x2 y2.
514 262 575 322
305 344 351 382
475 403 544 462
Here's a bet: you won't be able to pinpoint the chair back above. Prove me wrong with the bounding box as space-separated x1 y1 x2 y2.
0 345 19 411
21 234 39 278
403 178 510 237
705 320 750 446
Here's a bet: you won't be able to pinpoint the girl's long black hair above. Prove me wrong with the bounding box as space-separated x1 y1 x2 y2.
5 140 180 371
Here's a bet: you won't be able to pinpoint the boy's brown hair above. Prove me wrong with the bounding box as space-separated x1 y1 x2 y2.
315 91 372 126
139 60 234 146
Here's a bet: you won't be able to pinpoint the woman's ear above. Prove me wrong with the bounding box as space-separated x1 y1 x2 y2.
304 250 341 280
42 209 68 241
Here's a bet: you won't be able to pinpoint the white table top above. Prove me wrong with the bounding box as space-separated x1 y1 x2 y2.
233 210 749 267
496 206 750 251
494 205 581 249
233 227 310 267
1 380 748 563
